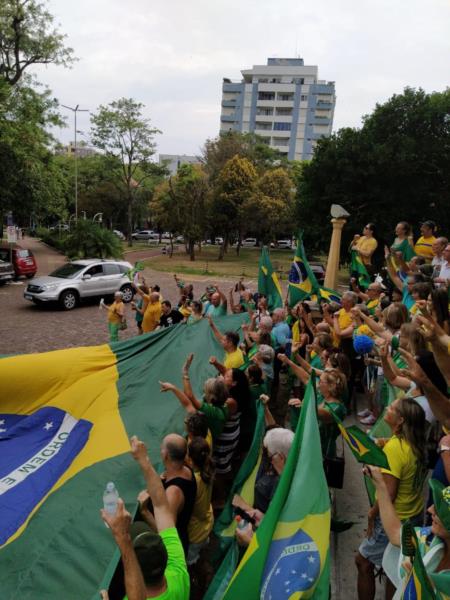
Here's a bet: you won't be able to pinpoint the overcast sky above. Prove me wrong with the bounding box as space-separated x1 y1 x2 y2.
34 0 449 158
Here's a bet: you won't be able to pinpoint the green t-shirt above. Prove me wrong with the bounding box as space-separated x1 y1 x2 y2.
320 401 347 458
204 302 227 317
200 401 229 439
124 528 189 600
402 282 415 312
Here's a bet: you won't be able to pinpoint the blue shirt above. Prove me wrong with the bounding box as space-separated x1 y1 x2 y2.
402 282 415 311
272 322 291 349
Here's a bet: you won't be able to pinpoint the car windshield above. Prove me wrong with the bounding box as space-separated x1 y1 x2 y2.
17 249 31 258
49 264 85 279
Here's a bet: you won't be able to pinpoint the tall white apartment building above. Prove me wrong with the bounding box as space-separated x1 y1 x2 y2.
220 57 336 160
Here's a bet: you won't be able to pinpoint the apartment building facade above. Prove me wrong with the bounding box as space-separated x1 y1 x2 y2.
220 57 335 160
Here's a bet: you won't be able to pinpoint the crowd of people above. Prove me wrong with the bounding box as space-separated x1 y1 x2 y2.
99 219 450 600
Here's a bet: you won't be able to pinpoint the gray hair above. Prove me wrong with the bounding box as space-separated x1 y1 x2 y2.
258 344 275 364
272 308 286 320
264 427 294 458
342 291 358 306
114 291 124 299
259 316 273 331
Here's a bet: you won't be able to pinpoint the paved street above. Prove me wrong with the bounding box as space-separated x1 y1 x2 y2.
0 238 384 598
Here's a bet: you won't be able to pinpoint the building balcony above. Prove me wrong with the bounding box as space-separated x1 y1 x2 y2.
311 116 331 126
223 82 244 93
316 101 333 109
222 99 237 108
221 114 237 123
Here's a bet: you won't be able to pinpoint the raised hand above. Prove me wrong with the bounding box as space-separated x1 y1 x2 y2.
159 381 175 392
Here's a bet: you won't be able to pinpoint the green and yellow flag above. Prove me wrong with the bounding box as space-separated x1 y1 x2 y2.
326 403 389 469
351 249 371 289
258 247 283 311
0 315 246 600
222 377 330 599
400 522 438 599
288 231 320 306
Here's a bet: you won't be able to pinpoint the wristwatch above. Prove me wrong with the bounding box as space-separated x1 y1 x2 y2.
438 445 450 454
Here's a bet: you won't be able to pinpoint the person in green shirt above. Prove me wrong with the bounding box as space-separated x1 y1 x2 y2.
100 436 190 600
203 287 227 317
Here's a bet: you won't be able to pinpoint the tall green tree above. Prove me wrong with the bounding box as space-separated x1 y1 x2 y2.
0 0 74 86
212 154 257 257
298 87 450 253
90 98 162 245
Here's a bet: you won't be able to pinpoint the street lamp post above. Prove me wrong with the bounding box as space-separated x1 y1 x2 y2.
93 212 103 224
61 104 89 221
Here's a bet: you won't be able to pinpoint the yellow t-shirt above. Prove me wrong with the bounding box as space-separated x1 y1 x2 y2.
224 348 245 369
366 298 380 315
354 324 374 338
179 305 191 318
188 470 214 544
414 235 436 260
108 301 124 324
142 299 162 333
381 435 424 520
356 236 378 265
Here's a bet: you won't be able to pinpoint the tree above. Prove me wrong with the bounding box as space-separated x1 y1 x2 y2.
149 180 182 257
64 220 123 259
0 0 74 86
90 98 162 245
242 167 295 243
298 87 450 252
211 154 257 258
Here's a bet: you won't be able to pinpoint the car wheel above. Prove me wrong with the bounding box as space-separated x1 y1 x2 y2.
120 284 133 303
26 273 35 279
59 289 78 310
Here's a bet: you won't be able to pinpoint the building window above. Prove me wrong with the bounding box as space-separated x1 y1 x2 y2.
255 122 272 130
256 107 273 116
275 107 293 116
293 78 305 84
258 92 275 101
277 93 294 101
273 122 291 131
258 78 268 83
300 95 308 101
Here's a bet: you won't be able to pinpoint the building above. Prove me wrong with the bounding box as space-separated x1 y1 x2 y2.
55 141 97 158
159 154 199 176
220 57 335 161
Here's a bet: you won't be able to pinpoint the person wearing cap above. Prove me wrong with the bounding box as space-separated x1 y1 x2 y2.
100 436 189 600
366 466 450 599
414 221 437 262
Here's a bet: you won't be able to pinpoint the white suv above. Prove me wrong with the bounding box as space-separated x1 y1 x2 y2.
241 238 258 247
24 259 134 310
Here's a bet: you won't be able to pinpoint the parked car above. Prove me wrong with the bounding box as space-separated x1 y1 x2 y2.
131 230 155 240
0 258 15 285
277 239 293 250
175 235 184 243
215 237 223 245
24 259 133 310
241 238 258 247
113 230 125 240
0 245 37 279
49 224 69 232
310 262 326 286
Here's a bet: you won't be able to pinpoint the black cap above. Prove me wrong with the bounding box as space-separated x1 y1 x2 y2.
421 220 436 232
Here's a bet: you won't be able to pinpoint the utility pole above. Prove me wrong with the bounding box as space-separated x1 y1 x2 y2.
61 104 89 221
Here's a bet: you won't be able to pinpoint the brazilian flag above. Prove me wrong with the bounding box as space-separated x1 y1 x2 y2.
258 247 283 311
400 523 437 599
318 286 342 304
351 249 371 289
326 403 389 469
392 238 416 262
288 231 320 306
222 377 330 599
0 315 246 600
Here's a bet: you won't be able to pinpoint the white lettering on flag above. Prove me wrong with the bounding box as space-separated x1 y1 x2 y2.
0 413 78 495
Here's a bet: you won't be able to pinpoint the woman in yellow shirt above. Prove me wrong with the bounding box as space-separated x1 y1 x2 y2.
351 223 378 269
355 397 427 599
102 291 125 342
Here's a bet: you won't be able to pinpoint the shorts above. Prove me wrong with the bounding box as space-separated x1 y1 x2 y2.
187 537 209 565
358 516 388 568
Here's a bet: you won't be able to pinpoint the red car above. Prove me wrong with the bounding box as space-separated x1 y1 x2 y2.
0 245 37 279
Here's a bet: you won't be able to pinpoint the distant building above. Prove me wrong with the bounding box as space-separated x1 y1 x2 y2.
220 57 336 161
159 154 199 175
55 141 97 158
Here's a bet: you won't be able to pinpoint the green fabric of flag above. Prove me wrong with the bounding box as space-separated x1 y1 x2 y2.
0 314 247 600
351 249 371 289
326 404 389 469
222 377 331 599
391 238 416 262
400 522 438 599
288 231 320 306
258 247 283 311
318 286 342 303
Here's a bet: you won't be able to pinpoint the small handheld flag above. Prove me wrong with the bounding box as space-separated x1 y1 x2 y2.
258 247 283 311
400 522 437 599
288 231 320 306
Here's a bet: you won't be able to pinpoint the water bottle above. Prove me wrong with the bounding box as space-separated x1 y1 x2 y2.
235 515 248 530
103 482 119 515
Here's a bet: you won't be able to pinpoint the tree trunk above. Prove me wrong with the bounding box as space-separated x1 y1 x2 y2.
169 236 174 258
189 239 195 261
236 233 242 256
218 239 225 261
197 242 202 254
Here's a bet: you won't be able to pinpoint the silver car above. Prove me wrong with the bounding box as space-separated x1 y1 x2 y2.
24 259 134 310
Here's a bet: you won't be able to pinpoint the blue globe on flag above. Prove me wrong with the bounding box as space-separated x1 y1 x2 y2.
288 261 308 285
260 529 321 599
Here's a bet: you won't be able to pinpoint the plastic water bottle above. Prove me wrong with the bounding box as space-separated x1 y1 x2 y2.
103 482 119 515
235 515 248 530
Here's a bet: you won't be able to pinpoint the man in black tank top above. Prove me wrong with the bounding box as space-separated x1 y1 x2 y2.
160 434 197 555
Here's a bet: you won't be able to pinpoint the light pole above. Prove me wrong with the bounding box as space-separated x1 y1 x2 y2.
61 104 89 221
93 212 103 224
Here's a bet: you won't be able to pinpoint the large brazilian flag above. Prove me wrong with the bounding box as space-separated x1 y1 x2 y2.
258 247 283 311
288 231 320 306
0 315 246 600
222 377 331 599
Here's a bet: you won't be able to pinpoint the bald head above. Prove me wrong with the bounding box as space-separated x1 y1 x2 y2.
161 434 187 464
150 292 160 303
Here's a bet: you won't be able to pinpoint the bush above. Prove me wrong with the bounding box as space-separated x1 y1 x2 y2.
64 221 123 259
36 227 68 252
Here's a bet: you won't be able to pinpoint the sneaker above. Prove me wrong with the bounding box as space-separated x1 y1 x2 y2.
360 414 377 425
357 408 371 418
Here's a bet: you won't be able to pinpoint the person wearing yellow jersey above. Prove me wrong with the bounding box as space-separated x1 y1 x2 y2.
101 291 125 342
351 281 383 316
355 397 427 600
207 316 245 370
142 292 162 333
414 220 437 261
186 437 214 567
351 223 378 269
